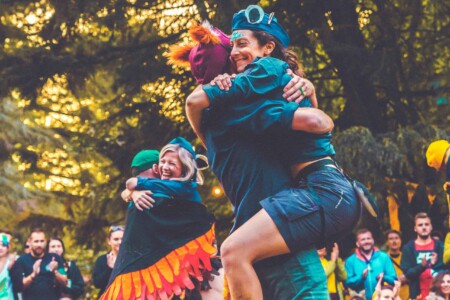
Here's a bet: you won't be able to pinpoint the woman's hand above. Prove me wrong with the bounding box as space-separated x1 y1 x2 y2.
132 190 155 211
283 69 318 107
330 243 339 262
106 252 116 269
393 280 401 299
47 257 58 273
210 73 236 91
374 273 384 299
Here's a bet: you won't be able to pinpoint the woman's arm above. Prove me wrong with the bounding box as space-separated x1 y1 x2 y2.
190 90 333 136
210 68 317 107
323 260 337 277
185 85 210 146
203 58 333 135
292 108 334 134
283 69 318 107
121 177 154 210
126 177 138 190
120 178 139 202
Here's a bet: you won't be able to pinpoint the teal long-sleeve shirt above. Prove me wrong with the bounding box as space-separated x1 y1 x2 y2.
345 249 397 300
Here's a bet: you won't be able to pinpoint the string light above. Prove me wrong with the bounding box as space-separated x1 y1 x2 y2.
212 186 222 197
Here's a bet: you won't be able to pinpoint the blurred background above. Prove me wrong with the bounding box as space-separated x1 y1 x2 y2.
0 0 448 296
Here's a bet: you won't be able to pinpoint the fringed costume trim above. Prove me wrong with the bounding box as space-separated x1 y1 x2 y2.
100 226 216 300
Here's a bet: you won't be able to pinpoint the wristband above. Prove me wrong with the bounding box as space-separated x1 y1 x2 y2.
126 191 134 203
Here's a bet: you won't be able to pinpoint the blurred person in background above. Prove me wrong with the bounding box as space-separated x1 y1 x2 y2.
318 243 347 300
0 233 15 300
10 228 67 300
427 270 450 300
92 226 123 299
47 237 85 299
385 230 409 299
372 275 401 300
345 228 397 299
401 212 445 299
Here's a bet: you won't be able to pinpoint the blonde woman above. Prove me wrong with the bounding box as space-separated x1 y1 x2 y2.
100 137 216 300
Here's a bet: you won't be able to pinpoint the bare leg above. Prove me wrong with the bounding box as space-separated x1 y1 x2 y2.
220 209 290 300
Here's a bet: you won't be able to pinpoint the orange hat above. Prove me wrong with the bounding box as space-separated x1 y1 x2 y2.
426 140 450 170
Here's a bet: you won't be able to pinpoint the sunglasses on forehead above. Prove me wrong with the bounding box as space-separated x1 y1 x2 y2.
242 5 275 25
109 225 124 232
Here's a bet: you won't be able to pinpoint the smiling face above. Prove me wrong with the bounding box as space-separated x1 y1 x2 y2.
441 274 450 295
48 239 64 257
356 231 374 254
414 217 432 240
0 243 8 258
159 151 183 180
230 30 267 73
107 230 123 254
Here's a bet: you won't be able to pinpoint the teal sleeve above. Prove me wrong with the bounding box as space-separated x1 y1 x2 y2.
202 57 290 107
136 178 179 198
223 100 299 133
383 254 398 284
344 257 365 289
203 57 299 132
335 258 348 281
136 178 201 203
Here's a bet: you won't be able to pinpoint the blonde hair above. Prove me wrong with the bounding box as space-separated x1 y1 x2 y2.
159 144 204 185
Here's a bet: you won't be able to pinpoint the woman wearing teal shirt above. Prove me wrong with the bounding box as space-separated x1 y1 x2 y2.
186 6 360 299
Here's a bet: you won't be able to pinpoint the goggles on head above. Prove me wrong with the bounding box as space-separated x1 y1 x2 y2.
242 5 275 25
109 225 124 233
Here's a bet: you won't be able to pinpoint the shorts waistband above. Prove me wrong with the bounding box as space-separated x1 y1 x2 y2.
295 158 336 181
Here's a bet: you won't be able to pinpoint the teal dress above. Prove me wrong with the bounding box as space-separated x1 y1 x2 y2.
203 56 360 251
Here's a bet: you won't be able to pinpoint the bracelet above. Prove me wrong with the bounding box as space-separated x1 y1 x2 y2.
126 191 134 203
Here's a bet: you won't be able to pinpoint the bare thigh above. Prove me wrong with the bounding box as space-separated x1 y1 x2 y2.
223 209 290 263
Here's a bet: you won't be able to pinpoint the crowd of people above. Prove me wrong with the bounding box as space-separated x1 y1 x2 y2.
1 4 449 300
0 210 449 300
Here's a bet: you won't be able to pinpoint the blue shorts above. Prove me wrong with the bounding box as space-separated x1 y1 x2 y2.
260 165 360 252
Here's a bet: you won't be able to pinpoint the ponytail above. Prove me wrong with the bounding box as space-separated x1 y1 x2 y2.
252 31 305 77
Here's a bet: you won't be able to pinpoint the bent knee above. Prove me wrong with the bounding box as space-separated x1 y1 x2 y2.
221 237 252 267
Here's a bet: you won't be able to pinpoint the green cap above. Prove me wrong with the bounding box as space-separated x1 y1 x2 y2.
131 150 160 176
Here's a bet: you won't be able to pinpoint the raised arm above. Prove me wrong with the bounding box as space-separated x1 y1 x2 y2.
202 58 333 135
210 68 318 107
292 108 334 134
126 177 138 190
